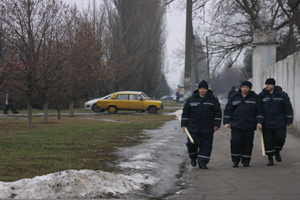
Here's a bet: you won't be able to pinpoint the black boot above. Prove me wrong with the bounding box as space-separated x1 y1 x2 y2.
190 159 197 167
199 163 208 169
243 163 250 167
275 151 282 162
267 156 274 166
232 162 239 168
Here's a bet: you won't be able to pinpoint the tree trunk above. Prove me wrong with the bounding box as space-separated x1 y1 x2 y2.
69 101 75 117
184 0 193 96
43 103 48 123
27 104 32 127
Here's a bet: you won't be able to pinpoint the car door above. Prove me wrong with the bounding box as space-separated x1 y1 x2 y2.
114 94 129 109
128 94 144 109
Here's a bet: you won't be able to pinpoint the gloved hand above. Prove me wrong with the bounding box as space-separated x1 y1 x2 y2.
224 124 230 129
257 123 262 129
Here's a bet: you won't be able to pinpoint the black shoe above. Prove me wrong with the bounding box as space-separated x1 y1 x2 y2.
243 164 250 167
267 156 274 166
13 112 19 114
190 159 197 167
199 164 208 169
275 151 282 162
232 162 239 168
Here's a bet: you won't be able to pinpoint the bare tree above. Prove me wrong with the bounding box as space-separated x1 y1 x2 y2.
105 0 167 96
0 0 68 126
166 0 299 82
62 4 108 116
199 0 300 63
0 24 8 89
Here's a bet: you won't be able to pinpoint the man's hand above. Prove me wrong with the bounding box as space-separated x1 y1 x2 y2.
287 123 292 128
257 123 262 129
182 126 187 130
214 126 219 131
224 124 230 129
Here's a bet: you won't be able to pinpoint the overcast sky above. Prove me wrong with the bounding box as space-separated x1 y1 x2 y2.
63 0 185 91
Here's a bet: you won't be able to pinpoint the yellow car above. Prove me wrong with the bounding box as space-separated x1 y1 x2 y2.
96 91 163 114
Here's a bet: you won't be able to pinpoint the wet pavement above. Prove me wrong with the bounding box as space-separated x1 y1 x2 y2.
168 126 300 200
114 118 189 199
111 109 300 200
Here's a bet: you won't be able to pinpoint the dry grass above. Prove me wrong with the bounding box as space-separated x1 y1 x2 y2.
0 113 176 181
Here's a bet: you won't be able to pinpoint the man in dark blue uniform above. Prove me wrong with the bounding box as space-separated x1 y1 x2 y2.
224 81 263 168
181 80 222 169
259 78 293 166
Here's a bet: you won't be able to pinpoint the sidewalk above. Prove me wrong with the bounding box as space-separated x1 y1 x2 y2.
169 127 300 200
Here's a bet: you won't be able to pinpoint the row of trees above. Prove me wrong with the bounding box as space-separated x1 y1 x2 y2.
208 0 300 94
169 0 300 96
0 0 170 126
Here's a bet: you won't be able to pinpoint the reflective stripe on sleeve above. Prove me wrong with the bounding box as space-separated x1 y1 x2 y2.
203 102 214 106
232 101 241 105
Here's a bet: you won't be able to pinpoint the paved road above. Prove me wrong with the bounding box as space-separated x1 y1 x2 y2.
169 126 300 200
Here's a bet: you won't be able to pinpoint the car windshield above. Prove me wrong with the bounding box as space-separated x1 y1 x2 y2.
141 93 151 100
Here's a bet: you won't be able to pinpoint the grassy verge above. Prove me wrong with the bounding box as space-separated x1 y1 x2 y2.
0 113 176 182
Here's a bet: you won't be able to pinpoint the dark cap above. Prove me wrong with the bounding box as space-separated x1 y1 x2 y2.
198 80 208 89
265 78 276 85
240 81 252 89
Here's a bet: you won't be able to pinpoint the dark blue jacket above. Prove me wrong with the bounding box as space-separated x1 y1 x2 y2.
259 86 293 129
181 90 222 134
223 90 263 130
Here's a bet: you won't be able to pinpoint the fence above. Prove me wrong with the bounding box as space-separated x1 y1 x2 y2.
263 51 300 131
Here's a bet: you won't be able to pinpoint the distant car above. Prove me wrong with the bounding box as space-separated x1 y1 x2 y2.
159 95 175 100
96 91 163 114
84 93 114 112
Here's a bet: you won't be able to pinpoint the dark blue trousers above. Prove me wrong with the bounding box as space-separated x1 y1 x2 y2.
230 129 254 164
263 128 286 156
4 103 18 114
186 132 214 165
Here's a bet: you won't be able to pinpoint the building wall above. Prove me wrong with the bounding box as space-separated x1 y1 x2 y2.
264 51 300 130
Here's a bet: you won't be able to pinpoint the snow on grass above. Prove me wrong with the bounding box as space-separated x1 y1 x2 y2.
0 169 159 199
119 160 159 170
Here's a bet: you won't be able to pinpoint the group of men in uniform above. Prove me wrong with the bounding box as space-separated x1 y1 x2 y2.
181 78 293 169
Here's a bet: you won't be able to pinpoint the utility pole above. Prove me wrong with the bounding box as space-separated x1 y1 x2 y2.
206 36 210 88
184 0 192 98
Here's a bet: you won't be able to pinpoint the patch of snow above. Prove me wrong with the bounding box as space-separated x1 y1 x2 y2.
130 152 153 160
119 161 159 170
0 169 159 199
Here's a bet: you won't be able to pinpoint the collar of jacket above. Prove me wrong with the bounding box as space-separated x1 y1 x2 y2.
192 89 215 99
237 89 258 98
261 86 282 96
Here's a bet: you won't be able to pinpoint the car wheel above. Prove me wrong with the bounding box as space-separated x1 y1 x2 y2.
107 105 118 114
136 110 145 113
92 104 104 112
148 106 157 114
